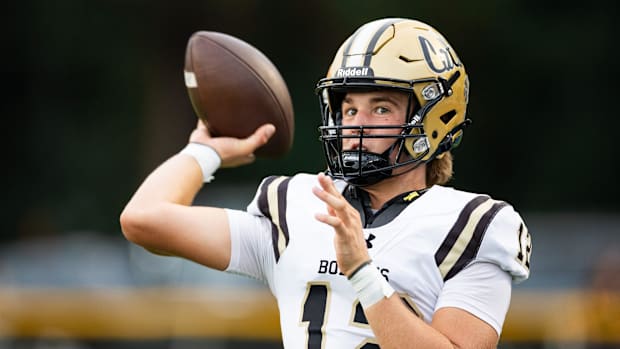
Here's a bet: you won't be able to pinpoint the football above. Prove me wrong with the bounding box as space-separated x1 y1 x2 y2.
183 31 295 158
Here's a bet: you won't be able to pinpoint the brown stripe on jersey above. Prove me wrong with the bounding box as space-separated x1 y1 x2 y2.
443 201 508 281
276 177 292 248
259 176 291 262
257 176 279 217
257 176 283 261
435 195 490 265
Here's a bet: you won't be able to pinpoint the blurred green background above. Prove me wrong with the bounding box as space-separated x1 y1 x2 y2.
5 0 619 239
3 1 620 348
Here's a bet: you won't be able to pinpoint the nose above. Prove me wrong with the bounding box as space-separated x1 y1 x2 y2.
351 109 372 125
346 121 367 137
343 109 372 134
353 111 375 137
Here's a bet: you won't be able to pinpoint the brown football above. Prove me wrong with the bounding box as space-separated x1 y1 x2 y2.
183 31 294 158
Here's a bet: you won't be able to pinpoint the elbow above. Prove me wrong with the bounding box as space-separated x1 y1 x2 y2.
119 206 151 245
120 205 177 257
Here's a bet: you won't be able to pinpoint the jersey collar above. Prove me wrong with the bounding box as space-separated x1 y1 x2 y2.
343 185 428 228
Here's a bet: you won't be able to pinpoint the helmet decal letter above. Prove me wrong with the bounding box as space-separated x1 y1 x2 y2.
419 36 455 74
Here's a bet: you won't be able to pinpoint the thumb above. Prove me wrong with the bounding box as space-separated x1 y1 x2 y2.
243 123 276 150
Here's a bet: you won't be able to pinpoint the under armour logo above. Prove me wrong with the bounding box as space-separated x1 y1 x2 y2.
365 234 376 248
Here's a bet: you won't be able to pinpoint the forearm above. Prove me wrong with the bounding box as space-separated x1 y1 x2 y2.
348 261 498 349
120 149 215 248
365 296 455 349
127 154 205 209
125 141 221 209
348 262 455 348
120 122 272 268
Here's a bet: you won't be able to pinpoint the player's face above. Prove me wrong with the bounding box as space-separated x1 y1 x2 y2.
340 90 410 154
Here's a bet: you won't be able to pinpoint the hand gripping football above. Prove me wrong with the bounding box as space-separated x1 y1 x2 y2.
184 31 295 158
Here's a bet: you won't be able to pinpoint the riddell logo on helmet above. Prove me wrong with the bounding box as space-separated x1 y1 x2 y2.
335 67 373 77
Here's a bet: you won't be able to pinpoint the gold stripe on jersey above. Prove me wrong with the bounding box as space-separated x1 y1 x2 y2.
435 195 508 281
267 176 287 258
438 198 495 277
257 176 291 262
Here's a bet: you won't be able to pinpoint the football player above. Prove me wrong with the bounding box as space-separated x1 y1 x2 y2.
121 18 532 348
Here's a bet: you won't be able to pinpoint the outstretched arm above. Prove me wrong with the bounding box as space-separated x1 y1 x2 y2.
120 120 275 270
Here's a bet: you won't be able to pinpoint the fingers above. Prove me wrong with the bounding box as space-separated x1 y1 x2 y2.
214 123 275 168
231 123 275 163
197 119 208 130
242 123 275 151
313 173 370 276
314 211 342 228
313 173 347 210
189 119 212 143
223 153 257 167
189 121 275 168
313 172 357 230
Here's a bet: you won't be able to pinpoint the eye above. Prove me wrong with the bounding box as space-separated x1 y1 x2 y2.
344 108 357 117
375 106 390 115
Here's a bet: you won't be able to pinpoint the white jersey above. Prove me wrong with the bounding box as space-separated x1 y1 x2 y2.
225 173 531 348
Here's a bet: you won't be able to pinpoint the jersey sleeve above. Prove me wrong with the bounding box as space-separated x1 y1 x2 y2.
225 175 294 289
477 205 531 283
434 194 531 284
246 175 293 262
435 261 512 336
225 208 275 285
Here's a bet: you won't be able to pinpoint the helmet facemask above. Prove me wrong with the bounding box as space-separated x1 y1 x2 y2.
316 18 471 187
317 81 429 187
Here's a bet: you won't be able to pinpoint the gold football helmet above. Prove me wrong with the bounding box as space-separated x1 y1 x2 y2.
316 18 470 186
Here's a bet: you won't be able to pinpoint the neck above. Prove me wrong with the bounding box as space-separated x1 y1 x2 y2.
362 164 428 210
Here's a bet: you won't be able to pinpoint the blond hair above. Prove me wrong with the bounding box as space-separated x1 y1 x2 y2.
426 151 454 186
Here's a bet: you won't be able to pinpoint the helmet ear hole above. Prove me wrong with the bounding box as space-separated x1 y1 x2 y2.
440 110 456 124
432 130 438 139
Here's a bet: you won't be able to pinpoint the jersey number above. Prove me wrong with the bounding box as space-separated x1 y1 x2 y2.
300 283 420 349
516 222 532 271
301 284 330 348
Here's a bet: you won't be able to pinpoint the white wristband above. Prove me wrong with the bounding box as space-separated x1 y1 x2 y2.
179 143 221 183
349 262 395 309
